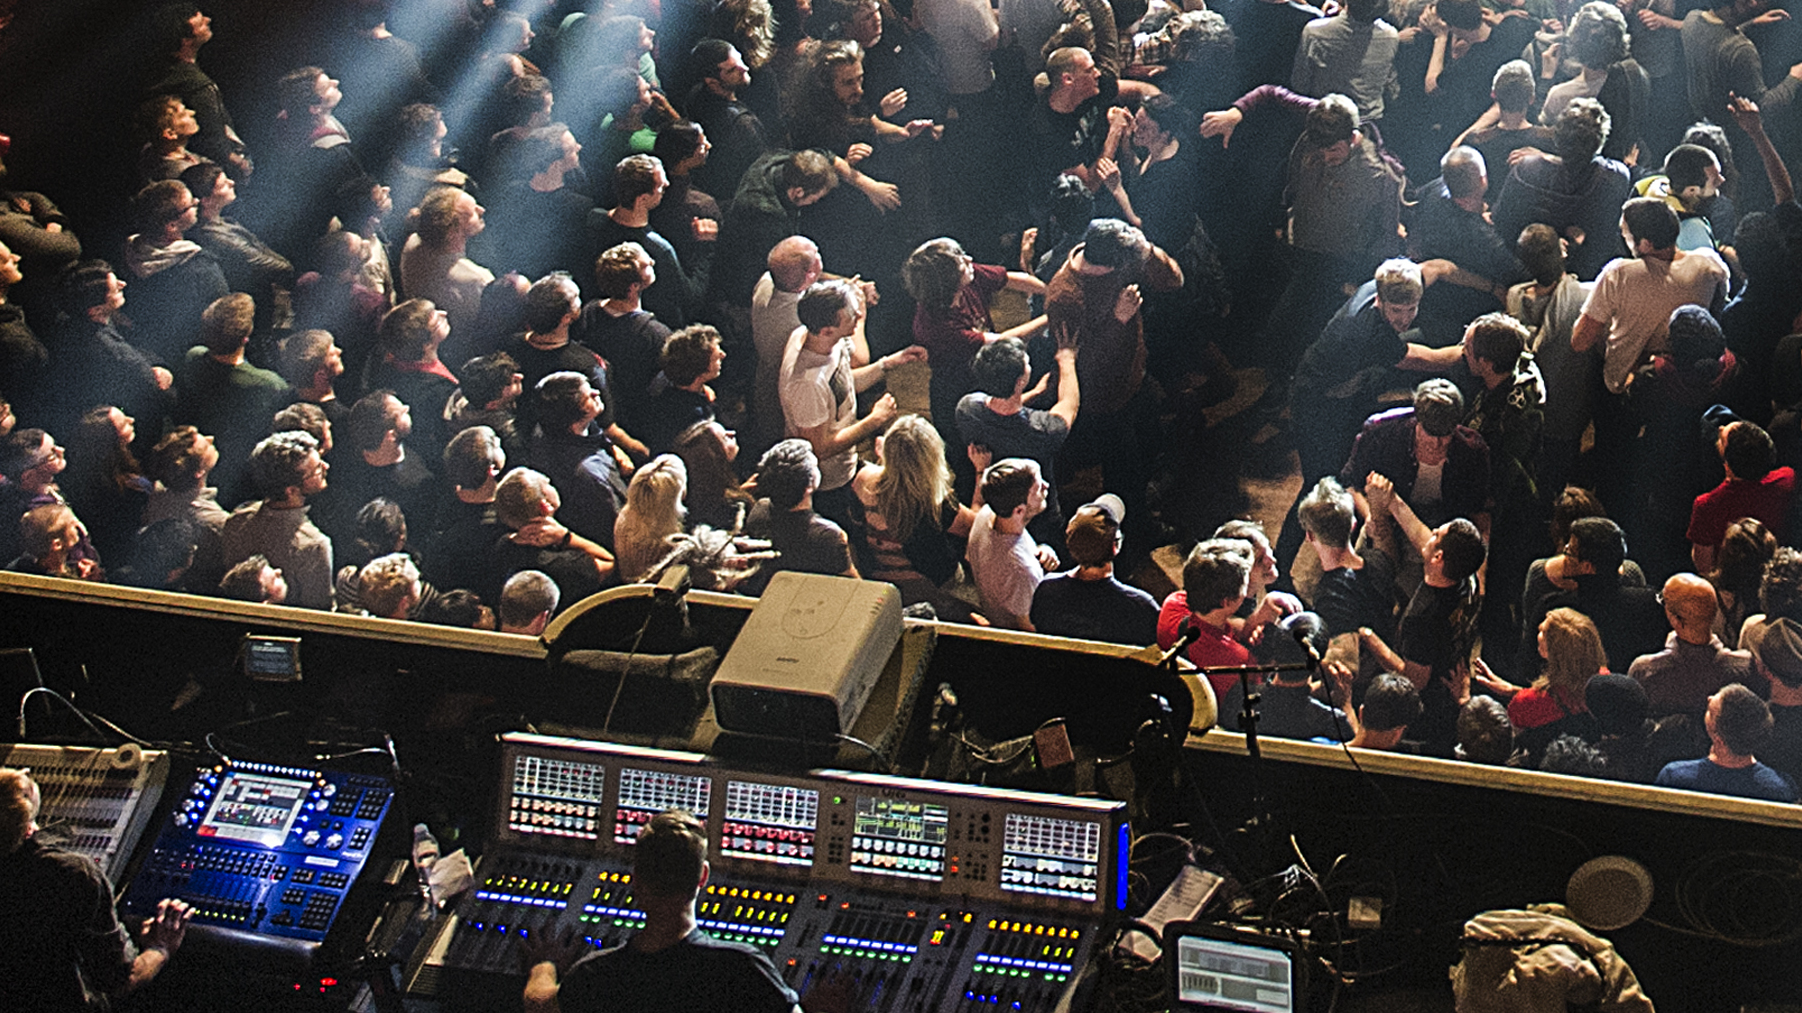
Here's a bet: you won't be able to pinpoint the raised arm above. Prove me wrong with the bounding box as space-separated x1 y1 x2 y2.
1367 472 1433 561
1729 93 1794 206
1047 344 1080 428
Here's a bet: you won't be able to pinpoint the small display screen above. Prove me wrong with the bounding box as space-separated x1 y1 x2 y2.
1000 813 1103 902
721 781 818 866
200 772 312 847
850 797 948 881
508 754 606 840
615 768 711 844
244 637 301 681
1175 935 1295 1013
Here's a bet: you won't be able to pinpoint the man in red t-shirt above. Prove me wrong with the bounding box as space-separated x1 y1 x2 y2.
1689 419 1795 571
1157 537 1300 702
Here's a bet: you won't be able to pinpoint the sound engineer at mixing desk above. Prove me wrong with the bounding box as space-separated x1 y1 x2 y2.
0 767 192 1011
523 807 843 1013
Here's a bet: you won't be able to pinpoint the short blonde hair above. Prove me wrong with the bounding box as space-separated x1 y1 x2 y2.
1373 258 1423 305
200 292 256 354
0 768 37 854
415 185 470 247
359 553 421 618
495 467 556 529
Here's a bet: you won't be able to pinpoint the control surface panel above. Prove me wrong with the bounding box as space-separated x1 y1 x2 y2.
411 735 1127 1012
124 760 394 949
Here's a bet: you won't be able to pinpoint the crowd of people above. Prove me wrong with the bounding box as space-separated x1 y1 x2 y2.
2 0 1802 802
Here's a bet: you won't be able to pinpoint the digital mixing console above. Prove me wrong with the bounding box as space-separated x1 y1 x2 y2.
122 759 397 963
409 734 1129 1012
1 743 169 883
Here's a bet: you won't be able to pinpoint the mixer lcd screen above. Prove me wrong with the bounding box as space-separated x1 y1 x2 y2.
1000 813 1103 902
615 768 712 844
850 797 948 881
1174 932 1296 1012
508 754 606 840
721 781 818 866
199 772 311 847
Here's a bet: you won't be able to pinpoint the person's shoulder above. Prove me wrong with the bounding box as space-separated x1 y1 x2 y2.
1025 407 1070 436
1653 757 1700 785
1108 575 1159 607
973 262 1009 291
1491 13 1539 44
1592 255 1638 283
241 361 289 389
1683 246 1730 278
1750 764 1800 801
9 836 96 871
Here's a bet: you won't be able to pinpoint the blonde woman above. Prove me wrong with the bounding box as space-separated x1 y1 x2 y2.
849 415 983 622
613 455 687 583
1475 607 1607 732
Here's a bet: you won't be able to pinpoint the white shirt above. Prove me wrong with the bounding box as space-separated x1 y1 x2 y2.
1580 248 1729 394
966 505 1045 630
780 334 858 491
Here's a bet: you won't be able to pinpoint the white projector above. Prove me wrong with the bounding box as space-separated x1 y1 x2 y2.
710 572 903 740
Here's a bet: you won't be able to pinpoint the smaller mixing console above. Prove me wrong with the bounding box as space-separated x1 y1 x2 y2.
123 759 396 962
409 734 1129 1012
1 743 169 883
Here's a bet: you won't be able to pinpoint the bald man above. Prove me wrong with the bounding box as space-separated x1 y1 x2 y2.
748 235 876 455
1627 573 1758 720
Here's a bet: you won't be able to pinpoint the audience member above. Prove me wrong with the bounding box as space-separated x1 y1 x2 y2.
847 414 980 622
218 552 287 604
221 430 334 609
967 458 1056 631
1629 572 1756 718
614 454 688 582
499 569 560 635
672 420 753 530
780 279 925 529
741 439 855 595
1655 683 1798 802
1030 493 1158 645
487 466 614 606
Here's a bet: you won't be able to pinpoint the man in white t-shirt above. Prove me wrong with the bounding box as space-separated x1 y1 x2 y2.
1572 196 1728 396
752 236 881 457
966 458 1058 630
778 279 924 528
1572 196 1728 513
752 237 823 454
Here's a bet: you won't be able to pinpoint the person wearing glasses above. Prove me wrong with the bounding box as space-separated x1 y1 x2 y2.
120 180 228 366
0 429 100 572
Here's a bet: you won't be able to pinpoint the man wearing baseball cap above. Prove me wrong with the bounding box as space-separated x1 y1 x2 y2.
1028 493 1157 645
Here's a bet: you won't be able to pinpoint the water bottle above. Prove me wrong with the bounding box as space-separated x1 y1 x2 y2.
412 823 440 905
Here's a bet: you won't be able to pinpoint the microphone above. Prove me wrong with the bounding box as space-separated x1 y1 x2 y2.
1279 612 1323 671
1291 624 1321 671
1132 617 1204 667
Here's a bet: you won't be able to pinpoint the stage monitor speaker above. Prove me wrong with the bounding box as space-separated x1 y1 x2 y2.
710 573 902 742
